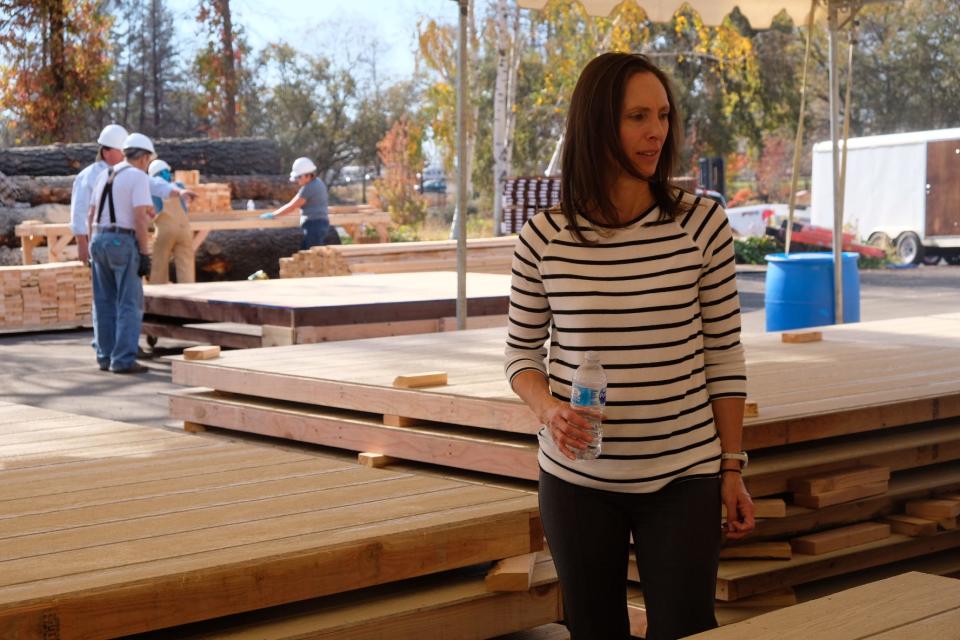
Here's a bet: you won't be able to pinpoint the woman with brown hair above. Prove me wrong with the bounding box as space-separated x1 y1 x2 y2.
504 52 755 639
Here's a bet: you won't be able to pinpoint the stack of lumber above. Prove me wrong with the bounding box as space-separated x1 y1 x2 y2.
0 401 556 638
187 182 233 214
0 262 91 331
171 168 233 217
278 237 516 278
167 313 960 626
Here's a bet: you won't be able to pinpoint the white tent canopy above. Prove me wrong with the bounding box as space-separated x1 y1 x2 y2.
516 0 817 27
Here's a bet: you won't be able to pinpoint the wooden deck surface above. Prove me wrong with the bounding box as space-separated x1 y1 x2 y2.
144 271 510 327
0 402 540 639
171 313 960 449
687 572 960 639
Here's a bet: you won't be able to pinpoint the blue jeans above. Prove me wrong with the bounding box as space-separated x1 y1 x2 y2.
301 218 329 250
90 232 143 371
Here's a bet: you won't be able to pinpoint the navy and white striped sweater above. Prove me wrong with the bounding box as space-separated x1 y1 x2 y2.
504 193 747 493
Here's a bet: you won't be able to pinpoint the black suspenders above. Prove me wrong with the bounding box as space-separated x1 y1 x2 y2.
96 166 130 226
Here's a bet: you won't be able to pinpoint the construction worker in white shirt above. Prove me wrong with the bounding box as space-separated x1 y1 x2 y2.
86 133 157 374
70 124 197 263
147 159 195 284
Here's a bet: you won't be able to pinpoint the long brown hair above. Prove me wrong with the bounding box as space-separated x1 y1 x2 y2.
559 52 687 242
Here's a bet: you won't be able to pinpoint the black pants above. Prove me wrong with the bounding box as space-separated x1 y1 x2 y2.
539 470 721 640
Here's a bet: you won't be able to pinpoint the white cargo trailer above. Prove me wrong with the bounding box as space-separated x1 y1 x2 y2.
811 128 960 265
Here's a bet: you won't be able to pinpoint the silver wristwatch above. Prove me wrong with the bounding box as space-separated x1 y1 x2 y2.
721 451 749 468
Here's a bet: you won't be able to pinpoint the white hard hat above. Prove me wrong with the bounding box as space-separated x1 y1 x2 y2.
122 132 155 154
289 157 317 182
148 159 171 177
97 124 129 149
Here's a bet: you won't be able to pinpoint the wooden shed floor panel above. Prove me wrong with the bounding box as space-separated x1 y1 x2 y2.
171 314 960 446
0 404 539 640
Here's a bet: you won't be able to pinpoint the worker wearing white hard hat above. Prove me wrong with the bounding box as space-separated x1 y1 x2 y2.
70 124 129 263
84 132 159 374
70 126 196 264
147 158 195 284
261 156 333 249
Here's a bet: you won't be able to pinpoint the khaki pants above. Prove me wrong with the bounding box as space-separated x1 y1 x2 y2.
150 196 195 284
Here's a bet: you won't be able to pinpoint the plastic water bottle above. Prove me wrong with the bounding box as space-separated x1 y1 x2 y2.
570 351 607 460
246 199 256 211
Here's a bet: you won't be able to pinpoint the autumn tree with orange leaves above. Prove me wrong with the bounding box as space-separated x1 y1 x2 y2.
0 0 112 144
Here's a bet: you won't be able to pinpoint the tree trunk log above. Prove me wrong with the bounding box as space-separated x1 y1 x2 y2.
0 137 282 176
8 173 295 206
7 175 74 205
203 174 297 202
195 228 301 281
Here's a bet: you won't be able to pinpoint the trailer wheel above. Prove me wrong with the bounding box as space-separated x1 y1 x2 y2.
894 232 924 265
945 253 960 266
922 252 941 266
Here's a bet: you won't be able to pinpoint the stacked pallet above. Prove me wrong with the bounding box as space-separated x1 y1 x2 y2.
278 237 516 278
0 262 91 331
167 314 960 626
0 402 555 638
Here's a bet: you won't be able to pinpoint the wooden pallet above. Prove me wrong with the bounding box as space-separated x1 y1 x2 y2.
687 572 960 638
0 404 541 639
143 271 510 346
170 314 960 447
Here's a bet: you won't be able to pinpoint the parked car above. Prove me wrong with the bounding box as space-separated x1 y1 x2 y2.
422 179 447 193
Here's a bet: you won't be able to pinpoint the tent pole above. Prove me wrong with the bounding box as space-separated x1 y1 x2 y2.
455 0 469 329
828 3 845 324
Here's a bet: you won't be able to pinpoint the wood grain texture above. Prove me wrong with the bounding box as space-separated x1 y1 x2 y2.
687 572 960 639
169 314 960 446
0 404 540 640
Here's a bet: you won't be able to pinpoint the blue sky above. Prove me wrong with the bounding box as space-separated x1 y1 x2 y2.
168 0 475 80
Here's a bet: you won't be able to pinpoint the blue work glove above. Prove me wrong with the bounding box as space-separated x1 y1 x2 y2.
259 212 276 219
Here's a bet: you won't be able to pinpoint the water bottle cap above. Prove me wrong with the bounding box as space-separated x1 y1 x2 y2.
584 351 600 362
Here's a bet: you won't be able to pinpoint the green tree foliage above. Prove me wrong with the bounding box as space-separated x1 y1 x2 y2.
108 0 183 136
195 0 254 136
0 0 113 143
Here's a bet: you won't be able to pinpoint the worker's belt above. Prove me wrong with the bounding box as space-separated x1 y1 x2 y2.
95 225 136 236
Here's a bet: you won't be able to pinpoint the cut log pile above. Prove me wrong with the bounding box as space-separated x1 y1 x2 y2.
279 236 516 278
167 313 960 627
0 262 91 331
0 401 556 638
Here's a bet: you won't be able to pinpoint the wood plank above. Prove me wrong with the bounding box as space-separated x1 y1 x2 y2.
791 523 891 556
793 481 889 509
883 515 939 537
788 465 890 495
713 530 960 601
906 499 960 520
781 331 822 344
183 345 221 361
720 542 792 560
686 572 960 639
485 552 538 592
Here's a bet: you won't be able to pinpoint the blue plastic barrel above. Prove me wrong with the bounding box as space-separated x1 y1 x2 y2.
764 252 860 332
